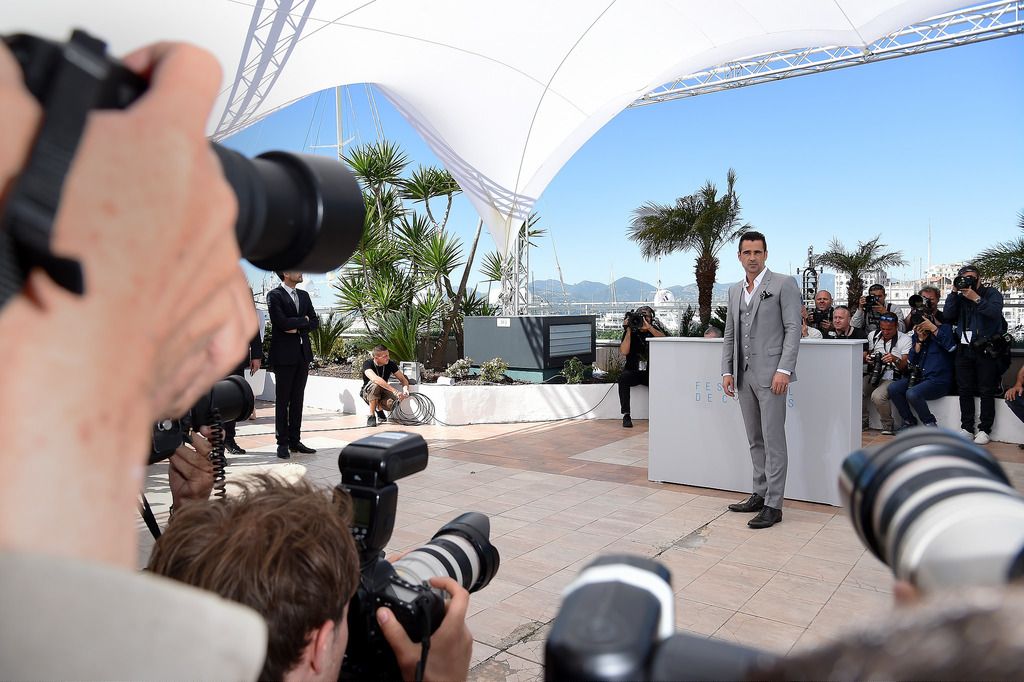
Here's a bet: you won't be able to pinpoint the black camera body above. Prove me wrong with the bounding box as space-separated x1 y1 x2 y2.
866 294 881 309
865 351 885 386
907 294 933 329
971 332 1013 360
626 309 645 332
954 274 978 290
338 432 499 680
545 555 770 680
150 375 254 464
808 307 833 326
906 363 924 388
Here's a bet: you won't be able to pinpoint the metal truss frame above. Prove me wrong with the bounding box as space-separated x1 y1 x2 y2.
213 0 316 140
499 228 531 316
632 1 1023 107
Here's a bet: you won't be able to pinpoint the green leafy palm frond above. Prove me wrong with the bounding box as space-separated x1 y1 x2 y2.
309 313 354 363
332 274 369 317
343 140 409 189
973 213 1024 286
400 166 462 203
394 212 434 260
367 310 422 363
416 230 464 280
461 288 496 316
479 251 505 282
414 290 446 328
816 235 907 279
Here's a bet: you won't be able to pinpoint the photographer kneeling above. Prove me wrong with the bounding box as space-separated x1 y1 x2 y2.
862 313 911 434
618 305 666 428
887 314 956 432
149 475 473 682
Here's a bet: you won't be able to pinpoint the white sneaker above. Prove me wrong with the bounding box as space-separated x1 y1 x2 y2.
974 431 991 445
959 429 974 440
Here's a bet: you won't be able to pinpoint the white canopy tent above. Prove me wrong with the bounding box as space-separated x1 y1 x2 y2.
7 0 984 259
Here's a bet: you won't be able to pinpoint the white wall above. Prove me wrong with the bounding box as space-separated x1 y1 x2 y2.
254 371 649 424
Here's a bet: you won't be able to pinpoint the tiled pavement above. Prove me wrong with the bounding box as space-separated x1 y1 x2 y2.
138 403 1024 680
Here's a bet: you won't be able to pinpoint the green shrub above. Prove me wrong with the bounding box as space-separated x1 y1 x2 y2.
337 337 365 362
479 357 508 383
310 313 353 364
350 351 372 379
603 354 624 384
561 356 585 384
445 357 473 380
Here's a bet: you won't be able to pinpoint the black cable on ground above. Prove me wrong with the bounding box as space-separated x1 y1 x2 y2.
391 392 436 426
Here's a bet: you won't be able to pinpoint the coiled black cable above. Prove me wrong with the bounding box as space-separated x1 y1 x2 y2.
207 409 228 499
390 392 436 426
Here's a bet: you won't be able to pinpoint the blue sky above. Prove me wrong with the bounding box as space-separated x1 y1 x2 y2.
224 35 1023 296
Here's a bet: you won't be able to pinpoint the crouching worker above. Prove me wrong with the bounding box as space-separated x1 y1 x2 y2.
361 345 412 427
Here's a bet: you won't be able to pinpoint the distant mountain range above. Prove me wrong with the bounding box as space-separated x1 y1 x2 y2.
530 276 733 303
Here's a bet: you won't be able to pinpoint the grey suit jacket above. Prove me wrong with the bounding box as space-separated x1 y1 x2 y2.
721 268 803 389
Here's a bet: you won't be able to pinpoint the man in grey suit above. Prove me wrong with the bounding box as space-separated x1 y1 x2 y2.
721 232 802 528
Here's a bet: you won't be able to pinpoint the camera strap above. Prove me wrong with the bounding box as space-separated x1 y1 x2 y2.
139 494 162 540
0 31 114 309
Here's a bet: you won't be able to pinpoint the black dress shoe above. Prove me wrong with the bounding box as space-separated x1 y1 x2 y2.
748 505 782 529
728 493 764 513
289 442 316 454
276 445 290 460
225 441 246 455
622 414 633 428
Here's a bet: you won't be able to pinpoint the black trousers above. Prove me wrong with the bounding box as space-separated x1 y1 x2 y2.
222 367 245 441
955 347 1002 433
274 362 310 446
618 369 649 414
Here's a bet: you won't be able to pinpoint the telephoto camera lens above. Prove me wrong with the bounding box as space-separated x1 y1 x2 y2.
840 428 1024 591
391 512 500 593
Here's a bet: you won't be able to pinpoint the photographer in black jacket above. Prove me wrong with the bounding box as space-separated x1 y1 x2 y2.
943 264 1007 444
618 305 666 428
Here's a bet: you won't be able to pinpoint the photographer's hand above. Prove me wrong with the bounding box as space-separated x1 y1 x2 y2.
1005 384 1023 401
0 41 252 568
168 429 215 510
377 577 472 682
961 287 980 303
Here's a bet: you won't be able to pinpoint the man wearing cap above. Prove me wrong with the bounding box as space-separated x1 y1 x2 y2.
943 265 1006 445
862 313 912 434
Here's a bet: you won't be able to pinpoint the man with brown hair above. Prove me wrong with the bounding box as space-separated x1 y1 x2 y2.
149 475 357 681
149 475 473 682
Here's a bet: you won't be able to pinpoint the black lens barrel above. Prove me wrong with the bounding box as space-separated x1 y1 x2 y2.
213 146 365 273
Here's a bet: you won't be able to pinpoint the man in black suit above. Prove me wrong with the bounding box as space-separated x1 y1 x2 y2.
268 271 319 459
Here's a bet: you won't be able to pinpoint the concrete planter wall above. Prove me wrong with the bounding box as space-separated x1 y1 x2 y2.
249 370 647 424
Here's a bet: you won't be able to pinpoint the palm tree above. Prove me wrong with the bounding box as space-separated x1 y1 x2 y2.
334 139 493 367
815 235 907 310
628 169 749 324
973 213 1024 287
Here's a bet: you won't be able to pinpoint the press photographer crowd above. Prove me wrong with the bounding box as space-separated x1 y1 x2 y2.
3 28 1024 682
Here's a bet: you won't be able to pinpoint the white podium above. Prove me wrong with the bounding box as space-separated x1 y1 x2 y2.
647 338 864 506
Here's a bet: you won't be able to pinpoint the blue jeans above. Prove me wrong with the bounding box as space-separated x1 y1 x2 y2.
888 377 950 426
